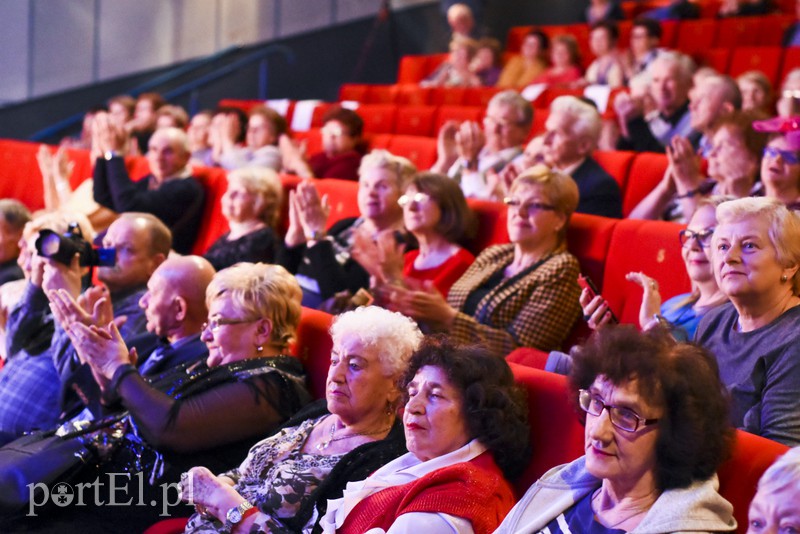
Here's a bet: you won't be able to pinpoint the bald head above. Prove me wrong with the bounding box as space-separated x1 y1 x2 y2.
139 255 215 340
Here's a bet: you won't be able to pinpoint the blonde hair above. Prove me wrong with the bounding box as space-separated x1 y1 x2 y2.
511 164 580 244
206 263 302 349
549 95 602 143
226 167 283 228
757 447 800 494
358 149 417 191
716 197 800 294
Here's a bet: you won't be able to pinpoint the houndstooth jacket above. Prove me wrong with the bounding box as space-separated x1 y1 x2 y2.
446 243 581 357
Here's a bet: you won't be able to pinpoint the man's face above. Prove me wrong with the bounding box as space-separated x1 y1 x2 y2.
629 26 656 57
98 218 161 294
542 110 586 168
187 114 211 149
689 80 728 132
147 131 189 181
483 102 529 153
138 268 177 338
134 99 157 129
649 60 690 116
246 114 276 149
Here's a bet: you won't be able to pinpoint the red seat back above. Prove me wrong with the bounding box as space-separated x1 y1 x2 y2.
509 363 585 497
393 105 436 137
367 85 399 105
357 104 398 135
465 198 509 255
0 139 47 211
715 16 762 48
623 152 668 217
728 46 783 86
189 166 230 255
429 87 468 107
386 135 438 170
338 83 370 103
592 150 635 193
676 19 718 55
291 307 334 400
314 178 361 228
567 213 618 293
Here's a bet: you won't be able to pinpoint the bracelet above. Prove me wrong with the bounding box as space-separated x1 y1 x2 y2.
108 364 138 396
305 230 326 242
675 187 701 199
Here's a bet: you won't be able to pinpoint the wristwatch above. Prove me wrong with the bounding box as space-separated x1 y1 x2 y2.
224 500 256 531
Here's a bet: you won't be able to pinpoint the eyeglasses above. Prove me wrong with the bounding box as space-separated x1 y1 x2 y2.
578 389 659 433
678 228 714 249
503 197 556 217
398 192 432 207
484 114 523 130
202 316 257 333
763 146 800 165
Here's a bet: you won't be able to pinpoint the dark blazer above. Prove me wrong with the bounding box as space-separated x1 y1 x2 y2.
571 157 623 219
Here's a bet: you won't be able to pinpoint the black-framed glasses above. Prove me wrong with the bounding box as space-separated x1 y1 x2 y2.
763 145 800 165
503 197 556 217
202 316 257 333
578 389 659 433
678 228 714 249
398 192 432 207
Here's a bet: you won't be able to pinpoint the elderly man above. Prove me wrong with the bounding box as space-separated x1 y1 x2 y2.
431 90 532 199
542 96 623 218
689 74 742 155
0 213 170 442
217 105 287 171
92 114 205 254
617 51 696 153
0 200 31 286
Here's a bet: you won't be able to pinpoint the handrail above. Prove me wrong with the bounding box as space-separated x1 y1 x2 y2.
28 43 294 142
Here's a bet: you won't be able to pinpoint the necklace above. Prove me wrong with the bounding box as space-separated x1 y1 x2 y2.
315 419 391 451
591 489 652 530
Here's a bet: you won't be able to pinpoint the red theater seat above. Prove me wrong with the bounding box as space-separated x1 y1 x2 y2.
0 139 47 211
314 178 360 226
386 135 438 170
623 152 669 217
676 19 718 55
357 104 397 135
190 166 230 256
592 150 635 192
291 307 334 399
393 105 436 137
397 55 433 84
567 213 618 293
728 46 783 86
367 85 399 105
338 83 370 103
395 84 432 106
465 198 508 255
428 87 469 107
464 87 502 107
715 16 761 47
434 106 484 132
506 347 549 369
759 14 795 46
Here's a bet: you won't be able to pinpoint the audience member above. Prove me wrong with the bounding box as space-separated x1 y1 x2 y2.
280 149 415 309
689 74 743 155
446 2 476 40
542 95 623 218
497 30 549 89
584 20 625 88
631 110 767 222
203 167 282 271
0 199 30 285
617 51 695 153
696 197 800 446
422 36 480 88
92 116 205 254
584 0 624 24
532 34 583 87
583 197 729 341
776 68 800 117
319 335 529 534
280 106 366 181
782 0 800 46
497 326 735 533
218 105 287 171
107 94 135 133
60 105 105 150
737 71 774 115
391 166 582 356
643 0 700 20
621 17 663 80
431 90 532 199
128 92 166 154
486 134 546 201
470 37 502 86
186 110 214 167
370 172 476 300
208 106 248 166
155 104 189 130
718 0 773 17
180 306 422 533
753 116 800 209
747 447 800 532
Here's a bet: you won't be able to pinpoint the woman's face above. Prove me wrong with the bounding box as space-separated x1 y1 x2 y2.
711 215 794 302
506 183 566 249
738 79 768 112
401 185 442 236
358 166 402 223
326 332 399 426
222 179 262 224
761 136 800 196
404 365 470 462
551 42 571 68
322 120 356 156
707 126 758 186
584 376 661 492
521 35 542 61
747 483 800 534
589 27 611 57
201 294 262 367
681 204 718 285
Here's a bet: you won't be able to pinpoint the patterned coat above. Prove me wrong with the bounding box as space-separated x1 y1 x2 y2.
446 244 581 357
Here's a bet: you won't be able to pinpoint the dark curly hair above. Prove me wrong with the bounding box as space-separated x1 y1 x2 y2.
400 335 530 480
569 325 734 491
407 172 477 245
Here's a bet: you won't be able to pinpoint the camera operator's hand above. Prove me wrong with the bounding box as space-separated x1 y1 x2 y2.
42 254 82 299
29 253 47 288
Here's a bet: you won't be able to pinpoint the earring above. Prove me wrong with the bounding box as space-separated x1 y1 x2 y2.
781 275 789 283
256 345 264 353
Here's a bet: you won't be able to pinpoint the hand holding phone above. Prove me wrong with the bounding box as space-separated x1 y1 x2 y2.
578 274 618 325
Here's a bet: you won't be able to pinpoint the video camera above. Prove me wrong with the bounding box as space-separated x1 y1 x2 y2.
35 222 116 268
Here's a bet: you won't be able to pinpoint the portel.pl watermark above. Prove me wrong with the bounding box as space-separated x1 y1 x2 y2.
26 472 188 517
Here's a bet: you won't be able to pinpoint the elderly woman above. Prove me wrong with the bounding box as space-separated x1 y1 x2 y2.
747 447 800 532
531 35 583 88
179 306 422 533
584 20 625 88
696 197 800 446
319 335 529 534
584 197 729 341
280 106 366 181
777 68 800 118
753 115 800 210
421 36 481 88
371 172 476 298
737 71 773 115
497 30 549 89
497 326 736 533
202 168 282 271
217 106 287 171
630 110 769 222
470 37 503 87
279 149 416 310
27 263 310 530
391 166 582 357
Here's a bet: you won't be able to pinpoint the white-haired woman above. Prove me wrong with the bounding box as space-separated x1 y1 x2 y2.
180 306 423 533
696 197 800 446
748 447 800 533
203 167 283 271
279 149 416 310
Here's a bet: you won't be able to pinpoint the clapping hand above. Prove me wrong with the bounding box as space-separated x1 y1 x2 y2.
180 466 243 522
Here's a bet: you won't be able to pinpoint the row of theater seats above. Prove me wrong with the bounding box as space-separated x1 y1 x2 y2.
290 307 788 534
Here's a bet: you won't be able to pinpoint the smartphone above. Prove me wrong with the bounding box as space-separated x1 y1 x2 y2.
578 274 618 324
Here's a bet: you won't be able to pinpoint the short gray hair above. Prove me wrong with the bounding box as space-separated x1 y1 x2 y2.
756 446 800 494
703 74 743 110
649 50 695 85
488 90 533 128
549 95 602 142
330 306 423 378
226 167 283 228
358 149 417 191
